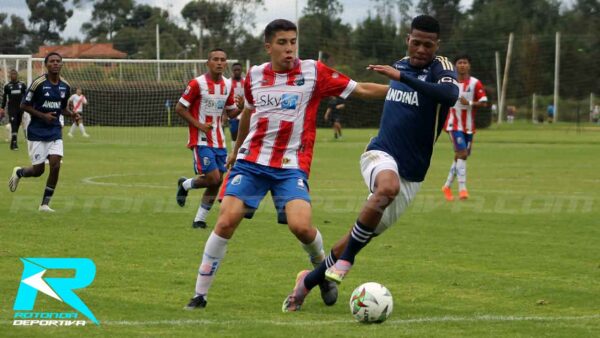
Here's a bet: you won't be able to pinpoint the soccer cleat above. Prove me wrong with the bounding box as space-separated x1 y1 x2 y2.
8 167 21 192
38 205 55 212
184 295 207 310
10 141 18 150
176 177 188 207
83 133 90 138
459 189 469 200
282 270 311 312
192 220 207 229
325 259 352 284
441 185 454 201
67 133 74 138
318 279 338 306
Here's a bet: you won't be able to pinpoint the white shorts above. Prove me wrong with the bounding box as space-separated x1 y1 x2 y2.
28 139 63 165
360 150 421 235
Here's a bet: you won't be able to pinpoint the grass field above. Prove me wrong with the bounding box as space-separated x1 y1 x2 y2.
1 122 599 337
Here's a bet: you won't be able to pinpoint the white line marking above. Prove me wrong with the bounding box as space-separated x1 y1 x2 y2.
82 173 171 189
5 314 596 327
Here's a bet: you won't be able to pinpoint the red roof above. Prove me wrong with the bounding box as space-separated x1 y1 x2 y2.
34 43 127 59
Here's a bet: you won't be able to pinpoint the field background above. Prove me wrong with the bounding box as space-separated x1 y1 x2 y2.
0 123 599 337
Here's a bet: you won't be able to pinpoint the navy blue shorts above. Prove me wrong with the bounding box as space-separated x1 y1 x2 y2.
224 160 310 224
229 119 239 136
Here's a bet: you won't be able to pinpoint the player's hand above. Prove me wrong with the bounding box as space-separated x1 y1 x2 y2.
74 112 81 122
235 95 244 110
43 112 58 124
0 108 4 118
366 65 401 81
198 122 213 133
225 153 236 169
459 97 469 105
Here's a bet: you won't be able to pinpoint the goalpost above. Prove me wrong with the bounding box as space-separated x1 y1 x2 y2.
0 56 237 144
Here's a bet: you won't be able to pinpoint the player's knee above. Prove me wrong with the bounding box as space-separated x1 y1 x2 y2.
206 173 221 187
456 151 468 160
375 183 400 201
288 222 315 243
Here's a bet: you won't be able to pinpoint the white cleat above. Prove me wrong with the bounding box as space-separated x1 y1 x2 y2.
82 133 90 138
68 133 74 138
38 205 55 212
9 167 21 192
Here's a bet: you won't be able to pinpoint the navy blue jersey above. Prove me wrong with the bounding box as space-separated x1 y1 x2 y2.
367 56 459 182
22 75 71 141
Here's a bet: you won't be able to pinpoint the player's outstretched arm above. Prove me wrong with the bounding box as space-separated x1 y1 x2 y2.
350 82 389 100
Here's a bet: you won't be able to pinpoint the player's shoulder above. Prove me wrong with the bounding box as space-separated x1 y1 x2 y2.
469 76 483 85
30 75 47 91
433 56 454 71
59 77 72 88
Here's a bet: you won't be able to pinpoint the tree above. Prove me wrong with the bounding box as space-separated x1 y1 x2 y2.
82 0 134 41
0 14 30 53
25 0 83 45
417 0 461 40
298 0 352 60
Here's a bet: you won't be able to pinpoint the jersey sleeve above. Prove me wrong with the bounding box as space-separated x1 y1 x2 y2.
22 82 39 106
225 83 236 110
431 57 458 85
474 80 487 102
179 79 200 108
243 70 255 110
315 61 357 99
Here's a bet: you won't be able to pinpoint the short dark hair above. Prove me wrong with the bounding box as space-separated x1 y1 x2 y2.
10 68 17 73
454 54 472 64
411 15 440 37
232 62 242 68
264 19 297 42
44 52 62 64
207 48 226 59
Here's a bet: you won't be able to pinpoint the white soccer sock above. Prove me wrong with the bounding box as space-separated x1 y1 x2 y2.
69 123 77 134
195 231 229 297
444 161 456 187
79 123 87 134
456 159 467 191
183 178 195 191
194 202 213 222
301 230 325 268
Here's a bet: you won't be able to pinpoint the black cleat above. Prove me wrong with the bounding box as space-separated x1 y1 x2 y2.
184 295 207 310
318 279 338 306
192 220 207 229
176 177 188 207
10 142 18 150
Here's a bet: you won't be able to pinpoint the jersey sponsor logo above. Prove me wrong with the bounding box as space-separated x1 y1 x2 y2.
206 98 225 110
41 101 61 109
255 93 299 110
11 90 22 94
43 86 51 90
386 88 419 106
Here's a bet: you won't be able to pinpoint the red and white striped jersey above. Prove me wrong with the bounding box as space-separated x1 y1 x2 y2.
444 76 487 134
237 59 356 176
179 73 237 149
231 77 245 120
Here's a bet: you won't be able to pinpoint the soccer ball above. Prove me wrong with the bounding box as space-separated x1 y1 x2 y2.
349 282 393 323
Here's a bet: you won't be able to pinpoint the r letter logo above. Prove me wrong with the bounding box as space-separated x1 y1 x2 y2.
13 258 99 325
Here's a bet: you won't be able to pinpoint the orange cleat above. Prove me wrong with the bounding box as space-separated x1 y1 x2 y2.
441 185 454 201
459 189 469 200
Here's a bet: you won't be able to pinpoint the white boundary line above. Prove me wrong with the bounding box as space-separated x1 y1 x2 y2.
4 314 597 327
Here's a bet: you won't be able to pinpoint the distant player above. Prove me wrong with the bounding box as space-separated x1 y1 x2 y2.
1 69 27 150
8 52 80 212
324 96 345 139
228 62 245 149
184 19 389 311
282 15 459 312
67 88 90 137
175 48 241 229
441 54 488 201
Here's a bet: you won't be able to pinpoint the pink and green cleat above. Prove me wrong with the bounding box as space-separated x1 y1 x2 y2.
282 270 311 312
325 259 352 284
